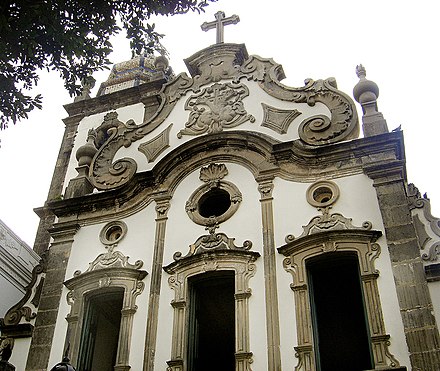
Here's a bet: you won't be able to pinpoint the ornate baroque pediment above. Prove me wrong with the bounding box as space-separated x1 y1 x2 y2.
87 44 358 191
172 224 252 262
285 208 373 243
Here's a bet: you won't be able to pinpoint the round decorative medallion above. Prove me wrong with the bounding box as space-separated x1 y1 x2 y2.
306 180 340 208
99 221 128 245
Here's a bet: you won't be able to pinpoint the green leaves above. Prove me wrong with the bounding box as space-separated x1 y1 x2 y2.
0 0 214 129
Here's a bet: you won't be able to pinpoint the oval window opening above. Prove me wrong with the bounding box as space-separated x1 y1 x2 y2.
106 226 123 242
313 187 333 204
198 188 231 218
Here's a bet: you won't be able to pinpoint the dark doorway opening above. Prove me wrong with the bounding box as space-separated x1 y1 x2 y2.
188 271 235 371
307 253 373 371
77 289 124 371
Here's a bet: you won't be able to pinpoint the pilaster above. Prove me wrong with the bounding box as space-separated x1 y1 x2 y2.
25 223 79 371
33 115 83 256
364 161 440 370
258 178 282 371
143 195 171 371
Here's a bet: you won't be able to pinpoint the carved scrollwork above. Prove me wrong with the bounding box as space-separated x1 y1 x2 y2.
90 112 139 190
173 226 252 261
286 207 372 243
74 245 143 276
2 252 47 326
422 242 440 261
239 56 359 146
0 337 14 362
90 47 358 191
177 82 255 138
407 183 440 261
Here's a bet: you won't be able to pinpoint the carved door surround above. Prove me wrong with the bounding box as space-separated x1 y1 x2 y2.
278 226 402 371
164 249 260 371
63 222 147 371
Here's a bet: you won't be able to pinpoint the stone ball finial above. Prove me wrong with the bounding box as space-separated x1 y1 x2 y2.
154 55 169 72
353 64 380 104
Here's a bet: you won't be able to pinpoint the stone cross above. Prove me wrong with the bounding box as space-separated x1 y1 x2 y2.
201 11 240 44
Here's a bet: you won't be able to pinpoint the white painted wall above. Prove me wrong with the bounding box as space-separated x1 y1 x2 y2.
54 155 413 369
156 161 269 369
273 174 411 369
8 337 32 371
48 204 156 369
428 281 440 322
0 219 39 318
51 71 416 369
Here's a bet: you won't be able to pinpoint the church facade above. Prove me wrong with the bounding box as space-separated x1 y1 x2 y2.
1 13 440 371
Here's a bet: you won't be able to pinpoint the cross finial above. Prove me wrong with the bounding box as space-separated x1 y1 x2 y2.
201 11 240 44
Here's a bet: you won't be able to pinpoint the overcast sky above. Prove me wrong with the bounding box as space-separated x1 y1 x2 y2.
0 0 439 246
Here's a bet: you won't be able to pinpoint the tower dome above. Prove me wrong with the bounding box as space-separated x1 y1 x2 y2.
97 54 172 96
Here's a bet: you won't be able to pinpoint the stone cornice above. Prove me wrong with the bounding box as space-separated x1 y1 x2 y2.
48 222 81 244
64 267 147 289
63 79 166 118
287 130 404 164
49 131 405 222
363 159 407 185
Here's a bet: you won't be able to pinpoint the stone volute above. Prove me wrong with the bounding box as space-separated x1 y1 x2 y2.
353 65 388 137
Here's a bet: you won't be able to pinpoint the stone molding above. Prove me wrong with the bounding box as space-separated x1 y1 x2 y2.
85 43 359 191
163 250 259 371
305 180 339 209
50 131 406 224
407 183 440 263
257 178 282 370
278 227 401 371
1 252 47 329
64 252 147 370
362 167 440 369
138 124 172 163
185 163 242 227
143 196 171 371
261 103 302 134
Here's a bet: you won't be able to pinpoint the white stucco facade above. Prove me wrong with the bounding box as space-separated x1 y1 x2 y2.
5 42 439 371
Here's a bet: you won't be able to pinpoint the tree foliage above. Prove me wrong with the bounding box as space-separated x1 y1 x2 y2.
0 0 214 129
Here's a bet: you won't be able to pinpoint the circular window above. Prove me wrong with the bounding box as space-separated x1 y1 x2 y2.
198 188 232 218
100 221 127 245
306 180 339 208
186 182 242 226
